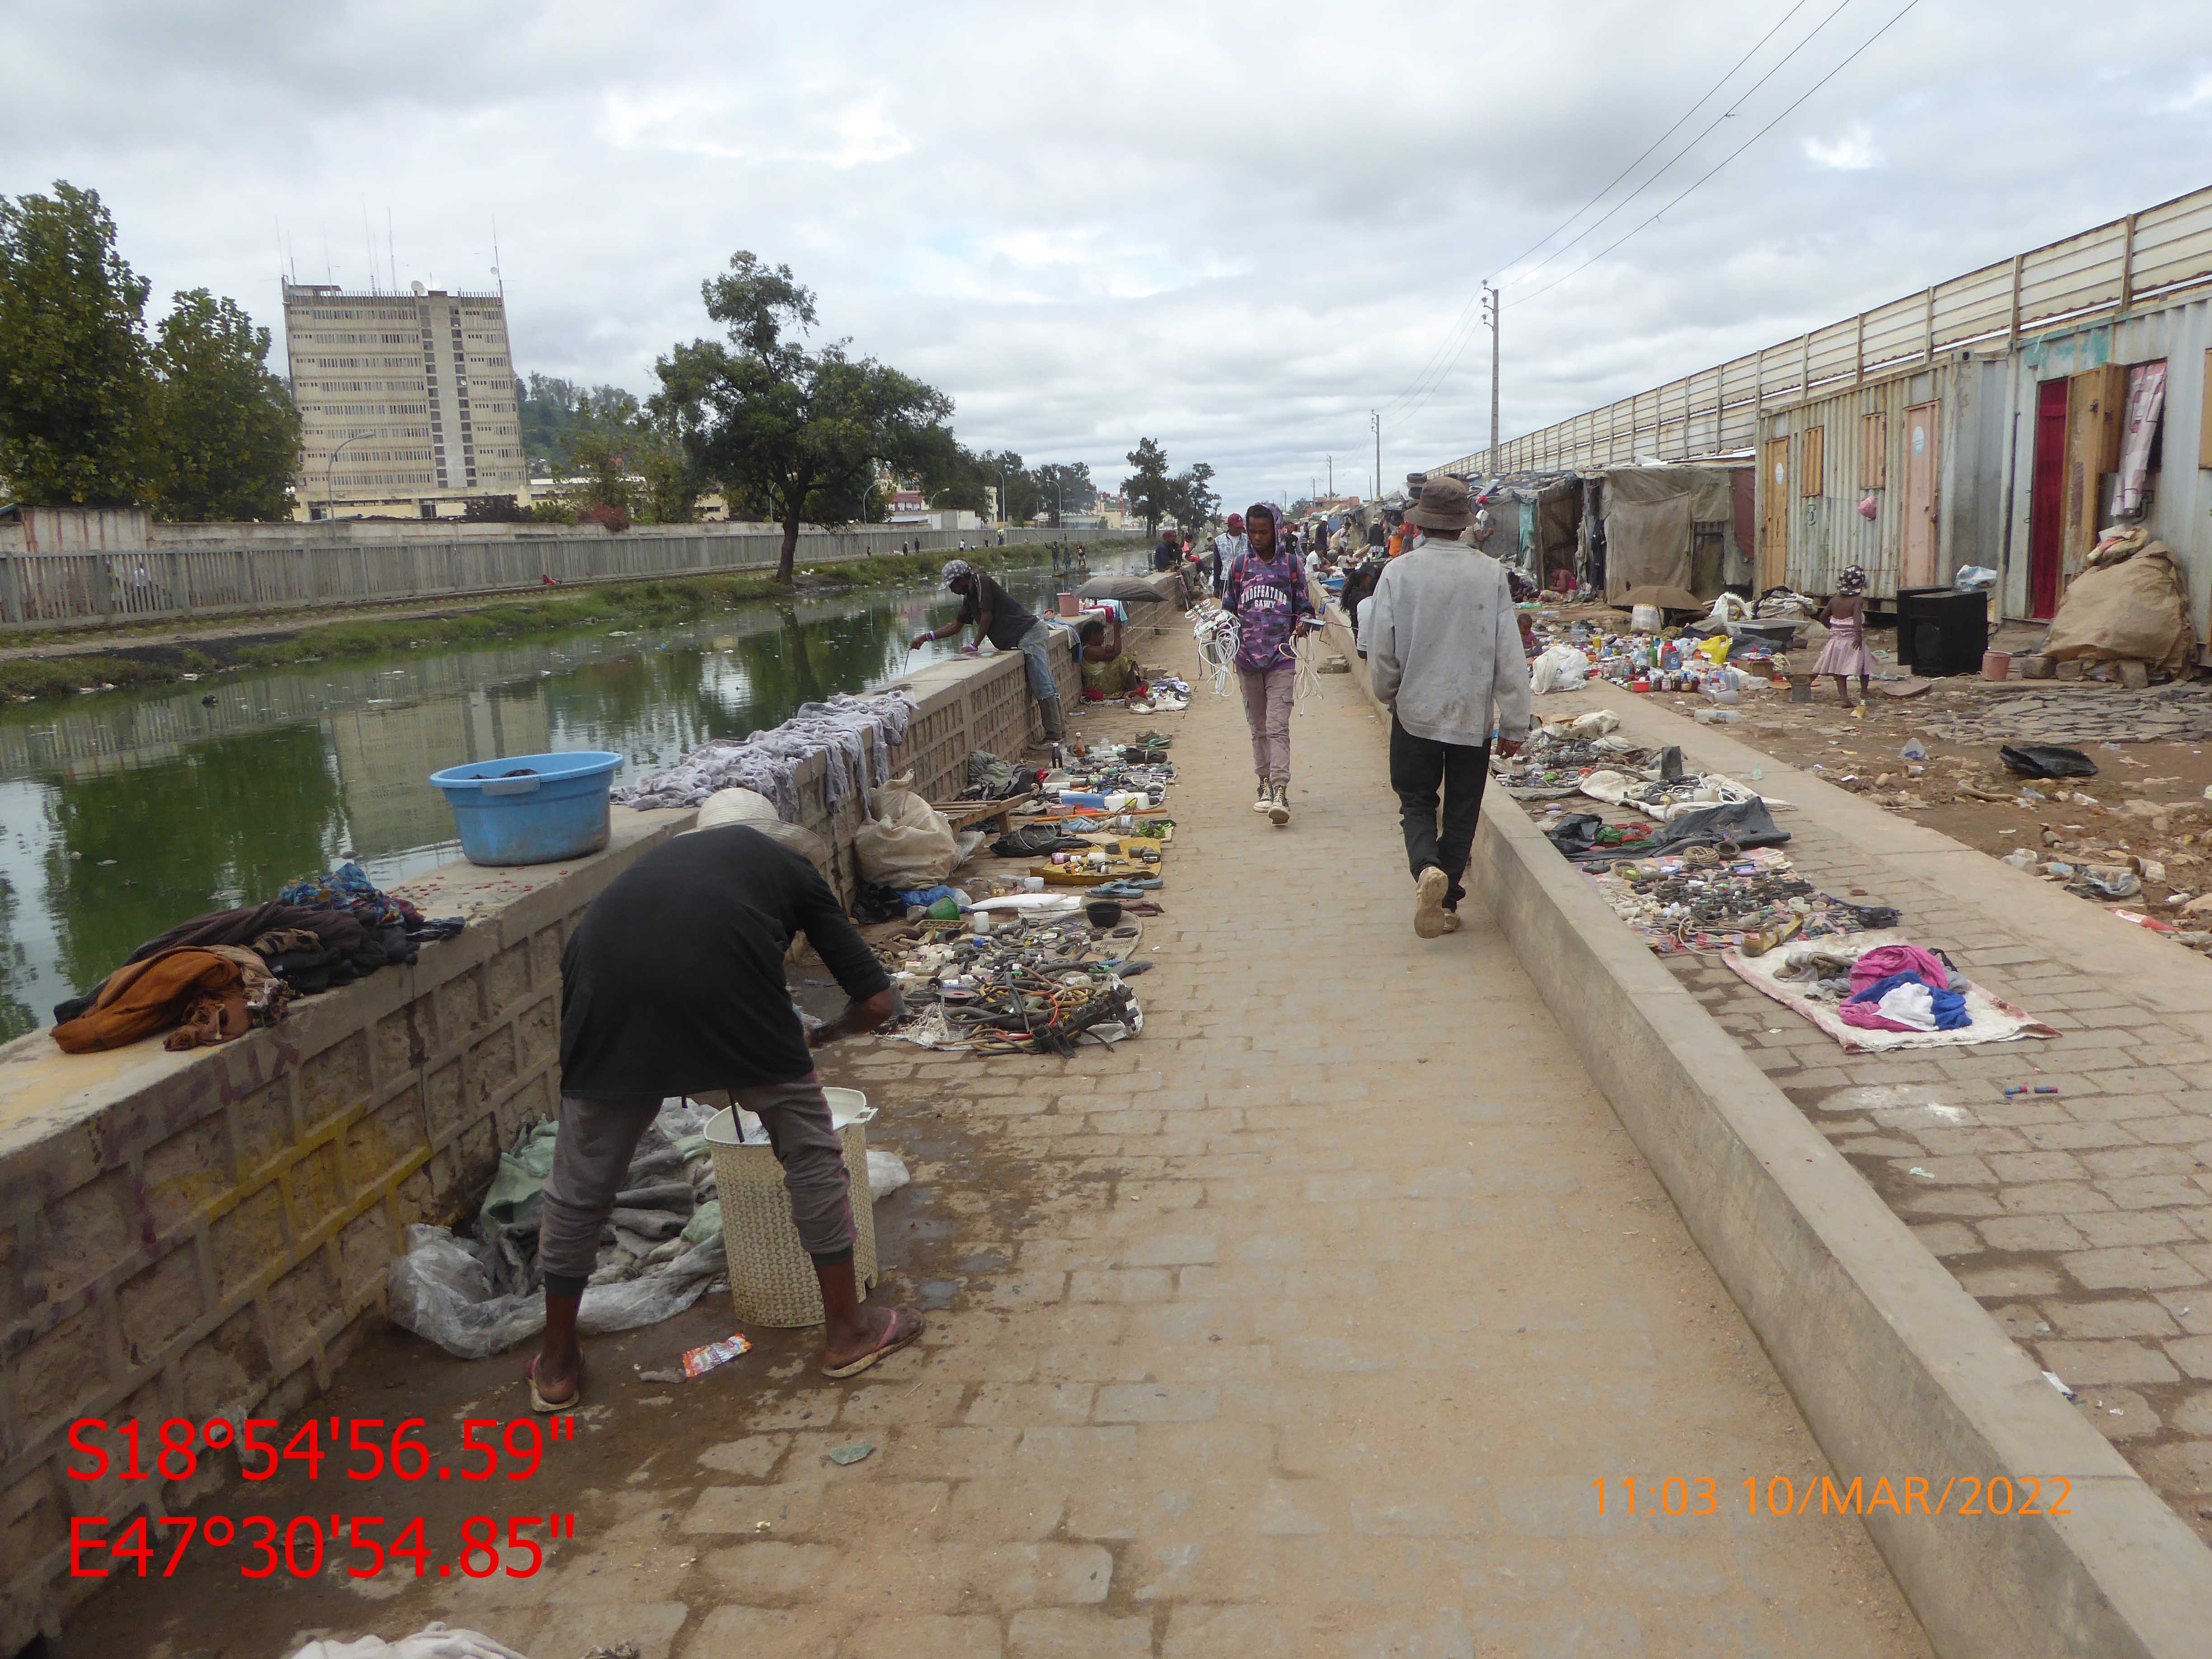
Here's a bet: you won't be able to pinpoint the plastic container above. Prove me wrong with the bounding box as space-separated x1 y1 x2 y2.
1059 790 1107 809
428 750 621 866
1982 649 2012 681
704 1088 878 1327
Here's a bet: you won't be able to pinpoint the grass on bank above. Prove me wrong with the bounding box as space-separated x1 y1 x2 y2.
0 545 1066 701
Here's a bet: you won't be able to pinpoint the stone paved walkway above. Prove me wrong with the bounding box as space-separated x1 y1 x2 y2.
1544 684 2212 1545
73 637 1935 1659
635 642 1929 1657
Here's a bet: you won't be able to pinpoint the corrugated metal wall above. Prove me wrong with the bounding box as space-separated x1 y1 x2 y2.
1757 365 1948 600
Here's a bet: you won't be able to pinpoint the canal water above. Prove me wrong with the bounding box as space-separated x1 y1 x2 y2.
0 557 1135 1042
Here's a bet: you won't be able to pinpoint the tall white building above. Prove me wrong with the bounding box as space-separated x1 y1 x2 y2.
280 281 529 518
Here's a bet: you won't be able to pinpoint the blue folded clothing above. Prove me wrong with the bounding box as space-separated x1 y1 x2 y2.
1846 970 1969 1031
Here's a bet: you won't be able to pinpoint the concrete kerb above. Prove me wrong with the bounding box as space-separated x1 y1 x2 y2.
1315 601 2212 1659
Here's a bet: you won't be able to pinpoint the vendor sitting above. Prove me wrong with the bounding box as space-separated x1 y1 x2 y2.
1076 615 1147 698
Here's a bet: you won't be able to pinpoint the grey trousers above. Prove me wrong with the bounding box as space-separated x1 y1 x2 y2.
539 1073 855 1297
1238 664 1295 786
1017 621 1065 740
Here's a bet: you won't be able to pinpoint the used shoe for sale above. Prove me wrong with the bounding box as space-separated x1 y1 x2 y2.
1253 779 1273 814
1414 867 1451 938
1268 785 1290 826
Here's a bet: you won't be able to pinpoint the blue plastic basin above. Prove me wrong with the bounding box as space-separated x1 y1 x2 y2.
428 750 622 867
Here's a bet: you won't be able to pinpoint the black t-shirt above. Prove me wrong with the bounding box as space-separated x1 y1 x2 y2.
559 826 890 1096
956 572 1039 651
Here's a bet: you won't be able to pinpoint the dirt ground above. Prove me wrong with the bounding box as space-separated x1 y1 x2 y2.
1549 612 2212 937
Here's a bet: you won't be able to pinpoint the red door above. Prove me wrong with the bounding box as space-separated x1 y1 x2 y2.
2029 378 2069 619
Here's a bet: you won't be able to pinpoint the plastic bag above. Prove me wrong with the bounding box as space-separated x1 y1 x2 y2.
1566 709 1619 738
1954 566 1998 592
386 1224 725 1360
2000 744 2098 779
868 1148 911 1201
1630 605 1662 634
1529 644 1590 695
854 786 960 886
285 1625 531 1659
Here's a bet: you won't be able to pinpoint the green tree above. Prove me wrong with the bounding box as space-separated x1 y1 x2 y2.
1166 461 1218 537
653 252 951 583
1123 437 1172 534
147 289 301 520
1030 462 1096 526
0 182 153 505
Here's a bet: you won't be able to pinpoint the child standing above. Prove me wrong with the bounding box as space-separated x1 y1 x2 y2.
1814 565 1875 705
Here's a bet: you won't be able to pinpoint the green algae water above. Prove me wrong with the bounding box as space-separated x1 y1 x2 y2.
0 560 1120 1041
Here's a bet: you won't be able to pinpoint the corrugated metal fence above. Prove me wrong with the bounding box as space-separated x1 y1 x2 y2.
1437 184 2212 477
0 524 1121 632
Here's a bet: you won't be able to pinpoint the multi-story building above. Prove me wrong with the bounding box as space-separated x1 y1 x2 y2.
280 281 530 519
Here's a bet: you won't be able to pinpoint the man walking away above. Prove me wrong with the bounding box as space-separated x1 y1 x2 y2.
1367 475 1532 937
1223 501 1313 825
1212 513 1245 595
911 559 1065 747
537 825 921 1400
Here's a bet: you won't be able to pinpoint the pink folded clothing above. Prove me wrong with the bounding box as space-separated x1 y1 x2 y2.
1850 943 1948 994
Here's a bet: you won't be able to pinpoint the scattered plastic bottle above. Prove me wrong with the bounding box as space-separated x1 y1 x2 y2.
1901 738 1927 761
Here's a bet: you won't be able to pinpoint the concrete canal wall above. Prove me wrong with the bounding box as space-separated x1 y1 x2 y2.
0 524 1143 633
0 575 1181 1650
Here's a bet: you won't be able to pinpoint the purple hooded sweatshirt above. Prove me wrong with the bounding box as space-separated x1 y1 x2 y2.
1223 503 1312 672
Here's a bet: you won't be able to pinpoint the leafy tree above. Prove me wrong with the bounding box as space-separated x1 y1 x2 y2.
0 182 153 505
516 374 585 471
1122 437 1172 534
654 252 951 583
147 289 300 520
1030 462 1096 526
1165 461 1218 537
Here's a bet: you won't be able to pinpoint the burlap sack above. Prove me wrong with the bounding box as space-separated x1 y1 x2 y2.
2043 535 2196 680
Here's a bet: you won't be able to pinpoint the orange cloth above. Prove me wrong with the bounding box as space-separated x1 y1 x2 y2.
52 949 244 1054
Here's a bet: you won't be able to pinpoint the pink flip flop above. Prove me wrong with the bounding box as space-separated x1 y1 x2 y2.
821 1309 926 1379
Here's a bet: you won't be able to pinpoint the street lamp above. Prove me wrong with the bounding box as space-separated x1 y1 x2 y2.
325 430 373 521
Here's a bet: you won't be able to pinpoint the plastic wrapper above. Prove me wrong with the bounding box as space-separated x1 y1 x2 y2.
285 1624 531 1659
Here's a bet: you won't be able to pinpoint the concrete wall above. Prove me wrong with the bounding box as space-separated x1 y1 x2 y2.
0 576 1183 1650
0 526 1142 632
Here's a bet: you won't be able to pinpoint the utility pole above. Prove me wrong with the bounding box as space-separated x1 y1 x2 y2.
1482 284 1500 475
1370 410 1380 505
1327 455 1333 498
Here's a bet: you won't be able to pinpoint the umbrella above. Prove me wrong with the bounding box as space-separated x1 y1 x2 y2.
1615 584 1706 612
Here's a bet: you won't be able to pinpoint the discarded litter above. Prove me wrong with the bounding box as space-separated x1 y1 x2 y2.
828 1442 876 1466
2000 744 2098 779
1907 1166 1936 1180
2042 1370 2079 1403
1900 738 1927 761
680 1332 752 1378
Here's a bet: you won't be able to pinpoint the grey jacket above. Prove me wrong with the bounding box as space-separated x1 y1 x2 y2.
1367 536 1534 745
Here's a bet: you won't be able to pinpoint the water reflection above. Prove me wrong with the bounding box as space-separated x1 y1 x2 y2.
0 558 1117 1040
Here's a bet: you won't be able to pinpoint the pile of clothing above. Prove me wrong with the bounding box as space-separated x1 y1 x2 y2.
613 691 916 819
51 862 464 1054
1835 942 1967 1033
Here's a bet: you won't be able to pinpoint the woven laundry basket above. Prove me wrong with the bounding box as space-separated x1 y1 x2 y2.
702 1088 878 1328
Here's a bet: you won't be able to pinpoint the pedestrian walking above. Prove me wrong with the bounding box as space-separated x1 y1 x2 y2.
1211 512 1244 595
1223 501 1313 825
911 559 1066 746
533 825 921 1402
1366 474 1532 938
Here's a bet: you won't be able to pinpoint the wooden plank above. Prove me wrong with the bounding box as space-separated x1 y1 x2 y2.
1801 426 1825 497
2201 349 2212 470
1861 412 1888 487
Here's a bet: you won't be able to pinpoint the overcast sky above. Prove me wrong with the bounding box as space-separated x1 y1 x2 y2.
6 0 2209 511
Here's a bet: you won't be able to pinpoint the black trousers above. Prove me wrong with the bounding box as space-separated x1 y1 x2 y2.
1389 717 1491 909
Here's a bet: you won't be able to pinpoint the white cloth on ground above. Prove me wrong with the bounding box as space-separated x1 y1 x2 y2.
1876 981 1938 1031
612 691 916 819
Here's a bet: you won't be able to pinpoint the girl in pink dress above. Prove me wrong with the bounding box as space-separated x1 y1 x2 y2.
1814 565 1875 705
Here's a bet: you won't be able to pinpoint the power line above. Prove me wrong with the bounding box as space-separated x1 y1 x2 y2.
1378 0 1847 422
1386 0 1916 443
1488 0 1820 286
1514 0 1922 307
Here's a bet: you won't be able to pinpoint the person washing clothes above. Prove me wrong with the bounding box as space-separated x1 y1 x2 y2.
532 824 922 1405
1223 501 1314 824
1814 565 1876 706
1366 474 1532 939
910 559 1065 747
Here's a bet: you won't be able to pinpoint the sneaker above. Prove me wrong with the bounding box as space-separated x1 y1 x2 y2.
1414 867 1451 938
1441 909 1463 934
1253 780 1273 814
1268 786 1290 826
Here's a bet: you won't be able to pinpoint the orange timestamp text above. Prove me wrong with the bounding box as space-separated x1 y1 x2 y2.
1593 1474 2071 1518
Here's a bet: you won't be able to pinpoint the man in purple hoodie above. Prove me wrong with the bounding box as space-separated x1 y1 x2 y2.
1223 501 1313 825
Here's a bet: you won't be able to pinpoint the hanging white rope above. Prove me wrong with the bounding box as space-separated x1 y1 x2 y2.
1193 609 1239 699
1292 628 1323 717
